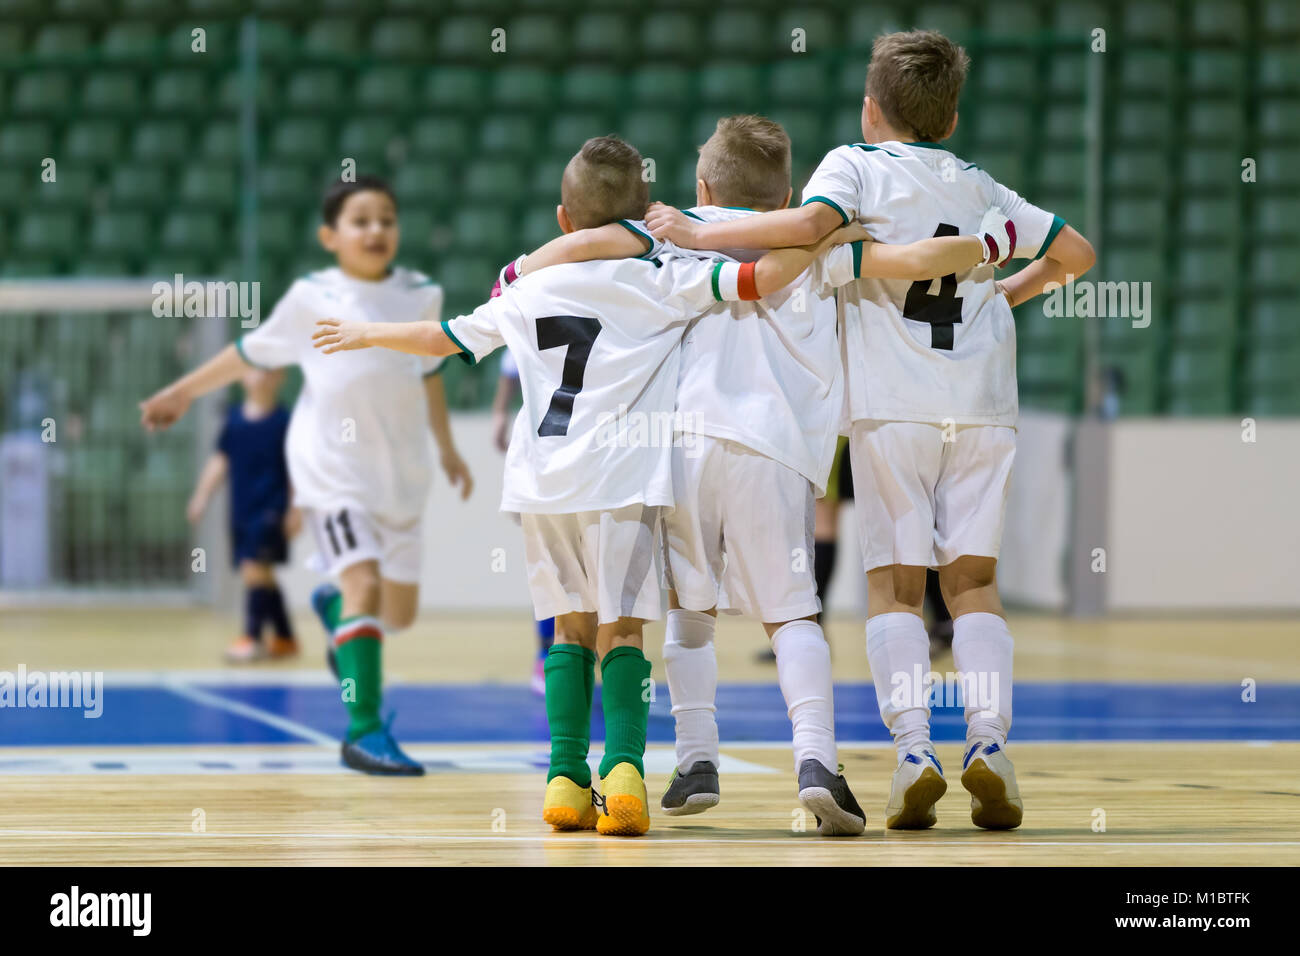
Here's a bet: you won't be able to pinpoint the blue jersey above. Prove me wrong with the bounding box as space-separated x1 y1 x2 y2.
218 404 291 526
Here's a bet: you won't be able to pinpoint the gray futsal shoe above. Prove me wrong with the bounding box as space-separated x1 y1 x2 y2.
797 759 866 836
660 760 721 816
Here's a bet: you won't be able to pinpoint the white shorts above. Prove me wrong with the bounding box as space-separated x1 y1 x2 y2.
306 505 423 584
848 420 1016 572
521 504 663 624
662 437 819 622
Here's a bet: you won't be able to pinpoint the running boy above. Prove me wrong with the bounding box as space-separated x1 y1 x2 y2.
647 31 1096 830
186 365 298 663
141 175 473 775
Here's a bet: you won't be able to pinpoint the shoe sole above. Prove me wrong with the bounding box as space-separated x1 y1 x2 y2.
596 794 649 836
798 787 866 836
886 766 947 830
543 806 596 831
660 791 720 816
961 759 1023 830
340 752 425 777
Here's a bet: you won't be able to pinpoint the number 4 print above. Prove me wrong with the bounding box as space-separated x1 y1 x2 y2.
903 223 964 350
536 315 602 437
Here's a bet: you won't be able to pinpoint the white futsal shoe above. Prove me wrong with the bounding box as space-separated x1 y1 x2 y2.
960 738 1023 830
885 745 947 830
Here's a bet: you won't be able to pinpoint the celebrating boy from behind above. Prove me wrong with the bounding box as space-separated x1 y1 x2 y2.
649 31 1096 830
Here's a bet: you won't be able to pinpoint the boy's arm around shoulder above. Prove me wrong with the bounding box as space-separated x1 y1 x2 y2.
998 224 1096 308
645 201 843 251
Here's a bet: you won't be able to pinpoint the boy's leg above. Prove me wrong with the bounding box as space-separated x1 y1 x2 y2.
379 578 419 633
542 611 601 831
595 617 653 836
228 560 275 662
661 591 719 797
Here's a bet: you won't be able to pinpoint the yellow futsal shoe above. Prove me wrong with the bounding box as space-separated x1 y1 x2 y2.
543 776 599 831
596 762 651 836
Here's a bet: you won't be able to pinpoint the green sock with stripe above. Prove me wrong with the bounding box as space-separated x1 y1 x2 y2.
545 643 596 787
321 589 343 630
598 646 652 779
333 615 384 741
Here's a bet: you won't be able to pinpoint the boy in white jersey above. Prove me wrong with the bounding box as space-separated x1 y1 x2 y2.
141 176 473 775
492 118 1014 834
648 32 1096 831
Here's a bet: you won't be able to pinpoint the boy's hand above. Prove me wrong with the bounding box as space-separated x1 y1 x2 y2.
441 449 474 500
312 318 369 353
490 255 526 297
645 202 698 247
976 207 1017 268
282 506 302 539
140 385 191 432
827 222 872 246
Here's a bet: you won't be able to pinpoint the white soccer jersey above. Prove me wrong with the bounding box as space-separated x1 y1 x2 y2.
636 207 845 495
237 266 444 526
803 141 1066 427
443 256 746 514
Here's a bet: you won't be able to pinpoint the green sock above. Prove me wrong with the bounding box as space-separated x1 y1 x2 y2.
545 643 596 787
598 646 652 779
322 589 343 630
333 615 384 741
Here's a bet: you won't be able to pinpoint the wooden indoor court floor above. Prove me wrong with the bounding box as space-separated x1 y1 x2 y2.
1 608 1297 866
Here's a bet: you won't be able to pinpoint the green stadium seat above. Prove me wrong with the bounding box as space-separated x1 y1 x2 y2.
572 13 634 60
548 113 609 153
391 163 454 205
1040 151 1086 192
1015 309 1081 354
1165 348 1233 390
913 5 973 42
1248 299 1299 346
101 21 157 59
255 19 298 61
1048 52 1087 98
984 1 1042 38
1178 249 1230 296
451 208 512 252
198 120 241 162
33 23 89 55
530 158 567 200
0 24 23 56
1113 102 1172 144
64 119 123 162
1045 103 1085 145
339 117 401 168
1123 1 1176 42
1189 0 1246 43
132 120 192 162
435 255 496 311
462 160 524 200
630 65 692 104
837 60 869 100
1119 51 1174 98
257 209 299 257
1017 351 1079 391
560 66 621 109
491 67 554 108
179 165 236 207
423 67 487 110
269 118 332 160
767 111 824 161
1101 245 1164 286
165 22 235 59
14 71 75 114
256 162 310 204
82 71 140 112
769 61 829 106
355 66 416 110
770 8 836 55
151 70 209 113
971 149 1027 191
19 212 79 255
1182 149 1238 191
707 11 766 56
1243 346 1300 386
1256 147 1300 188
90 211 151 251
161 211 224 253
1099 349 1159 415
1263 0 1300 36
1258 50 1300 93
1244 385 1300 417
0 121 52 160
622 110 684 160
1170 300 1236 348
1052 0 1110 33
303 18 362 58
1108 149 1167 192
503 15 568 61
642 13 702 59
520 206 558 251
410 117 472 160
973 108 1031 144
370 17 428 58
1259 100 1300 143
1256 196 1300 240
436 17 495 62
1165 384 1232 416
480 116 541 155
1251 246 1300 289
830 108 864 146
217 69 278 112
1 258 60 277
698 63 763 109
109 163 172 205
36 167 96 206
845 8 906 54
287 68 347 111
1186 52 1245 96
186 0 245 16
1182 198 1240 243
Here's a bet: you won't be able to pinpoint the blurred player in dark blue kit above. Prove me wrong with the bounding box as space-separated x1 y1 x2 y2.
188 366 301 662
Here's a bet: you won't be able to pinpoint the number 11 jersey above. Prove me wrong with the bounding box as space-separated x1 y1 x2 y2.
443 255 746 514
803 141 1066 428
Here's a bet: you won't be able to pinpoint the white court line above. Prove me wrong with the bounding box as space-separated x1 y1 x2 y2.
0 829 1296 848
160 681 337 746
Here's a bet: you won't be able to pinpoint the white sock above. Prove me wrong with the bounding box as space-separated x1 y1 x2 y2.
663 609 718 771
771 619 837 774
952 612 1013 745
865 612 933 757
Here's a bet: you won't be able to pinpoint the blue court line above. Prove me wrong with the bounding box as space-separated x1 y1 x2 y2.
1 682 1296 747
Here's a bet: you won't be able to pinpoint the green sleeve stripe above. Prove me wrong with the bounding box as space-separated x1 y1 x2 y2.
440 319 476 366
851 240 863 277
710 261 723 301
234 336 275 371
617 219 654 256
683 209 704 221
802 195 849 225
1033 215 1067 261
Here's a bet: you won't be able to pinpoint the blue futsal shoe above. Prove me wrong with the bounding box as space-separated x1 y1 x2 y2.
310 583 341 679
341 715 425 776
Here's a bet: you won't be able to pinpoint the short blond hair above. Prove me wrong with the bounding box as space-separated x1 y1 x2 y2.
560 136 649 229
865 30 969 143
696 115 791 211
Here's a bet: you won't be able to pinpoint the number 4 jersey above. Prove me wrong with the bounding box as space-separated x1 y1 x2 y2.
803 141 1066 427
443 256 747 514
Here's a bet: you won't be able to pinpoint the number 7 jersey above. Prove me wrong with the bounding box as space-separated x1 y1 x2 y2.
803 141 1067 428
443 255 747 514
